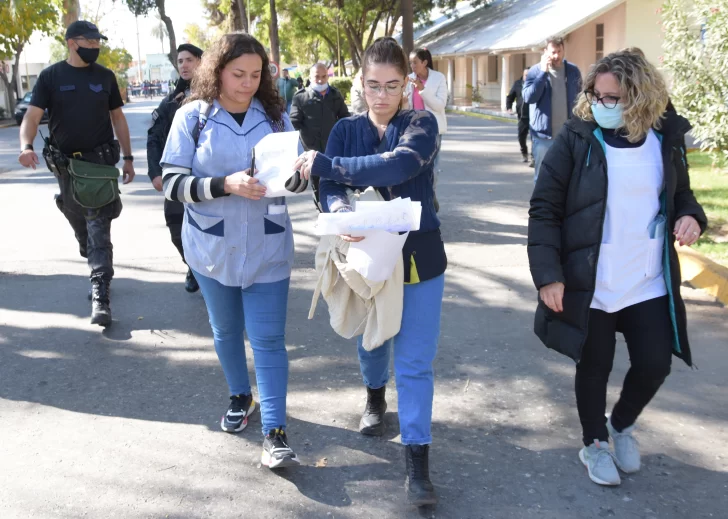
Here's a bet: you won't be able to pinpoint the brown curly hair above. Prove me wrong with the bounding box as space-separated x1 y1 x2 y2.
187 32 284 121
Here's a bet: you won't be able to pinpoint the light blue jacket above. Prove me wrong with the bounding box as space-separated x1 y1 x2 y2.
161 98 295 288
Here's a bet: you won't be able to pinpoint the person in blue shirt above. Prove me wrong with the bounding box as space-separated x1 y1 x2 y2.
295 37 445 507
160 33 299 470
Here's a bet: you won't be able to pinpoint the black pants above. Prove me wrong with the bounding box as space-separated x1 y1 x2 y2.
164 199 185 262
576 296 673 446
54 174 121 282
517 118 529 156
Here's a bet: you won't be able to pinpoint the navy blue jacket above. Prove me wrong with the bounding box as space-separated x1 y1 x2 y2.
312 110 447 282
523 60 582 139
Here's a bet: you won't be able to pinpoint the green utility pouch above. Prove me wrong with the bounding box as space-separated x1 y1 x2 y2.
67 158 121 209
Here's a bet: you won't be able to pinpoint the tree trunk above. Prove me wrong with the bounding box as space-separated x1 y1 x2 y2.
401 0 414 57
10 41 25 109
156 0 178 71
269 0 280 66
236 0 249 33
0 69 16 115
62 0 80 27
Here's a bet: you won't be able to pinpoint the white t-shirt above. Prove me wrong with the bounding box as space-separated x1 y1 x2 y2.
591 129 667 313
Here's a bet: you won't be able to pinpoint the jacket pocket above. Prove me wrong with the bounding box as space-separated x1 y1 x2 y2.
263 210 289 262
184 206 225 270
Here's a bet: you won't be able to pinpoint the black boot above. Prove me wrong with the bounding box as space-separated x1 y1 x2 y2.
405 444 437 506
90 278 112 327
185 268 199 293
359 386 387 436
522 152 529 163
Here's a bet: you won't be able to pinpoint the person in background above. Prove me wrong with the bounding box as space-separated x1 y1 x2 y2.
506 68 532 164
296 75 304 91
147 43 204 293
528 51 706 487
276 68 298 113
294 37 445 508
350 68 368 114
18 20 135 327
161 33 299 470
405 47 448 212
290 63 350 210
523 36 582 181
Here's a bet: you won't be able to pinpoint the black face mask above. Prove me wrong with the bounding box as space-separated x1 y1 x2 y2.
76 46 100 64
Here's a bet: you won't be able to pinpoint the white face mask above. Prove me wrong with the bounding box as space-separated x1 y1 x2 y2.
311 82 328 93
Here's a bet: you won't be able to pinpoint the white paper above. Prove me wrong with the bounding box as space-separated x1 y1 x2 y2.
268 204 286 215
315 197 422 236
253 131 305 197
346 230 409 282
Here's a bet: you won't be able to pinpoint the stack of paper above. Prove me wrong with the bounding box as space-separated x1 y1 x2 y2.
253 131 305 197
316 198 422 282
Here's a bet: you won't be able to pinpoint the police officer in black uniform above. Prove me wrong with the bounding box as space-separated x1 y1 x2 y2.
147 43 203 293
18 21 136 328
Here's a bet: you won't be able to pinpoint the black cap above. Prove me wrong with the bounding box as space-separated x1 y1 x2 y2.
65 20 108 41
177 43 203 59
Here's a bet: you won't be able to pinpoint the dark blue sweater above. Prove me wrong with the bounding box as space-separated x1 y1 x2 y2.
312 110 439 227
311 110 446 282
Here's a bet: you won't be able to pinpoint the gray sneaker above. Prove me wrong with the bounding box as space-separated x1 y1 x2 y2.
579 440 621 486
607 417 641 473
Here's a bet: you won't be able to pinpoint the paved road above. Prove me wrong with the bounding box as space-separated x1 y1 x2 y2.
1 100 726 518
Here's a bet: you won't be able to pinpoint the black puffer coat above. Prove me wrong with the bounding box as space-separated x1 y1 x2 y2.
528 111 707 366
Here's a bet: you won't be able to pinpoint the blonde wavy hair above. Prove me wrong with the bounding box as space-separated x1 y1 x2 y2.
573 51 669 142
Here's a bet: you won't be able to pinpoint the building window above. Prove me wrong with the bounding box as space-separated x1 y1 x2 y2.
596 23 604 61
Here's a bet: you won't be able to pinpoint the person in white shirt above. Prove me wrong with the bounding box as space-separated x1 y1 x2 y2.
528 51 707 487
405 48 448 211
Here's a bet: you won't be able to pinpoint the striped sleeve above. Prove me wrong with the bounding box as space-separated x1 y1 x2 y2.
162 165 227 203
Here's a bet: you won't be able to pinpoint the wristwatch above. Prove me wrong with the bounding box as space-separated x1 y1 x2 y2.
123 155 134 162
23 144 34 151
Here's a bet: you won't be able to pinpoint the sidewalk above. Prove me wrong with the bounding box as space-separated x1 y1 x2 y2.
0 112 726 518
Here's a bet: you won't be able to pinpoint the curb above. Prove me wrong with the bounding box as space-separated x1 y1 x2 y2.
446 107 516 124
0 120 17 129
678 246 728 305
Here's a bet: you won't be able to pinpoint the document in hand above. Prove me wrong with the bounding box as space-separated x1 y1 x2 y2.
252 131 305 197
316 198 422 282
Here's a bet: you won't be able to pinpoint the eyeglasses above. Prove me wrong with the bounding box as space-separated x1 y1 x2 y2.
584 90 621 109
364 82 405 96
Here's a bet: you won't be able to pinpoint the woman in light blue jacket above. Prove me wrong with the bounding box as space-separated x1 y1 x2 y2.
161 33 298 469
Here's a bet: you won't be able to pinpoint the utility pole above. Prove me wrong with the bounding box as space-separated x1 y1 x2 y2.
401 0 414 57
136 15 143 83
336 12 341 77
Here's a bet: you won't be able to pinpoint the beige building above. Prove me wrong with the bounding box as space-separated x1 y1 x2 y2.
414 0 666 110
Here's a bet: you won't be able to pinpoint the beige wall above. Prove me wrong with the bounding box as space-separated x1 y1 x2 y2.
625 0 664 67
566 2 626 76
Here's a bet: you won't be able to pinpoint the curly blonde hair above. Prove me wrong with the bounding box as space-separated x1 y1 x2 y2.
573 51 669 142
187 32 284 121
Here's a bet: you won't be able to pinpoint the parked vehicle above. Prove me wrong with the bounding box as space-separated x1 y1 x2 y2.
14 92 49 125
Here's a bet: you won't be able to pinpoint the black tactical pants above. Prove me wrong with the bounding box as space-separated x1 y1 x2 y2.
164 199 185 262
54 163 121 282
517 117 530 157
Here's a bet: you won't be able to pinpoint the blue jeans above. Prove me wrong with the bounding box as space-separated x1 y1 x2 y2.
532 136 554 183
357 274 445 445
193 271 290 435
286 101 292 113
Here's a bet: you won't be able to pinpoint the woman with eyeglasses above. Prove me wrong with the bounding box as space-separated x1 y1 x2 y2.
528 51 706 486
294 37 444 507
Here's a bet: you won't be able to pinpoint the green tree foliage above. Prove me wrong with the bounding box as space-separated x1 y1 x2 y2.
98 44 133 88
662 0 728 165
0 0 62 112
183 23 213 50
115 0 178 68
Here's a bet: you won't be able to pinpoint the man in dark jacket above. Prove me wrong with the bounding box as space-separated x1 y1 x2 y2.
290 63 350 209
147 43 203 292
506 68 531 164
523 36 582 181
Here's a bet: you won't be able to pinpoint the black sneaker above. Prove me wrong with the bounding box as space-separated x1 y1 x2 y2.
261 428 300 469
220 394 256 433
185 268 199 293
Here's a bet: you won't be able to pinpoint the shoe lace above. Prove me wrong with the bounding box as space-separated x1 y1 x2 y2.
268 427 289 450
409 447 429 480
593 444 618 470
367 391 385 414
229 395 247 414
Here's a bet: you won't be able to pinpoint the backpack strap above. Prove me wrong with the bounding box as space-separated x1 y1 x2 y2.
191 101 213 146
268 118 285 133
